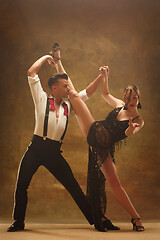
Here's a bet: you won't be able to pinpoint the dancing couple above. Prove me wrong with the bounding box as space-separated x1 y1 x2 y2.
7 43 144 232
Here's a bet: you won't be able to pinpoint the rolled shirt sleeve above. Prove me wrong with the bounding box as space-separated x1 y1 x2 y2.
28 74 46 105
78 89 89 102
28 74 40 84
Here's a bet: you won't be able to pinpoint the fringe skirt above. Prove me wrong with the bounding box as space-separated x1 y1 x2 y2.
86 121 114 229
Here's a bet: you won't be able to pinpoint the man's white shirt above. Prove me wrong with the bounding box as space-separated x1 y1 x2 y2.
28 74 88 141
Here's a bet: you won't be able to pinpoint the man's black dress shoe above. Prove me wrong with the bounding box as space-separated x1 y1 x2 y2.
7 220 25 232
103 217 120 230
94 222 107 232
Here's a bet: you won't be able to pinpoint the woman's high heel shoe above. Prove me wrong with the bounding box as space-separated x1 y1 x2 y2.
131 218 145 232
50 42 61 62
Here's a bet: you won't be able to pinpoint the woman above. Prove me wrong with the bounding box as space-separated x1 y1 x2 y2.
69 66 144 232
52 44 144 232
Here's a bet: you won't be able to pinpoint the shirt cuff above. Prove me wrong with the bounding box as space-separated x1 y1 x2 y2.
78 89 89 102
28 74 40 84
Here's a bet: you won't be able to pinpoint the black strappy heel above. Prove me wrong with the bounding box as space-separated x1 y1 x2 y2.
50 42 61 62
131 218 145 232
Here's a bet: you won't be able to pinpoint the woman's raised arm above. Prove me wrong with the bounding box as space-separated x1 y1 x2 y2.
101 66 124 108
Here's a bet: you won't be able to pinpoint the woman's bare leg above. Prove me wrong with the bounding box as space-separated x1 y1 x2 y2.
53 44 95 137
52 45 76 91
69 90 95 137
101 154 144 229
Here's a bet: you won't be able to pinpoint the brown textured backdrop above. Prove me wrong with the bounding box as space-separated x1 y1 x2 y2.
0 0 160 222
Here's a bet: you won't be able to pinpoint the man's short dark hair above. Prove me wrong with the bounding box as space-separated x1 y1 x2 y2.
48 73 68 89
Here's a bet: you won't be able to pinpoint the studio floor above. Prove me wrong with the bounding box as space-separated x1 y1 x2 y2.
0 222 160 240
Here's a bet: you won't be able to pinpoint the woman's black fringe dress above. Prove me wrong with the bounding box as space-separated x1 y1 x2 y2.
86 107 130 229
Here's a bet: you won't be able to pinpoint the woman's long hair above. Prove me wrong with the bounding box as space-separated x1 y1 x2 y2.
123 85 142 110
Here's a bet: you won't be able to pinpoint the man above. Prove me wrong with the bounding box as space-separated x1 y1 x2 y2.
7 48 104 232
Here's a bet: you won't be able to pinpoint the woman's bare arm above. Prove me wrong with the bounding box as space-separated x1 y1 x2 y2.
125 118 144 136
101 66 124 108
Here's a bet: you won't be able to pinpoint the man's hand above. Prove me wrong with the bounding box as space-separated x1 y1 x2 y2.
48 57 56 68
41 55 54 62
99 66 109 78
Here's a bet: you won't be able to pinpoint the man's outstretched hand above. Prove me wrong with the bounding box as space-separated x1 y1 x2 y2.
48 57 56 68
99 66 109 78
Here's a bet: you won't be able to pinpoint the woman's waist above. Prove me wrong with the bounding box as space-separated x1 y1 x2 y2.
98 120 127 143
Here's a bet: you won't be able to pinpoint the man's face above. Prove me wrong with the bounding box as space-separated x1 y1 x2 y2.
51 78 70 99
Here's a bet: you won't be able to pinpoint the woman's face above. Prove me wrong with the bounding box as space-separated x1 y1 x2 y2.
125 89 139 109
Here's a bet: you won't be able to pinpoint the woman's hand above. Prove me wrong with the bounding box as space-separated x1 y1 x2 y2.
125 118 141 136
99 66 109 78
129 118 140 129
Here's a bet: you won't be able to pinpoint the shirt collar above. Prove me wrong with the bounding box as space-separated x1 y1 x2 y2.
48 95 69 106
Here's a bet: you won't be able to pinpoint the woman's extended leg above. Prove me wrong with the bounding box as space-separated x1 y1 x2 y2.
69 90 95 137
52 42 95 137
101 154 144 229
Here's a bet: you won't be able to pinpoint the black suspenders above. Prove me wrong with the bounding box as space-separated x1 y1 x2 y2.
43 97 50 140
60 115 68 141
43 97 68 141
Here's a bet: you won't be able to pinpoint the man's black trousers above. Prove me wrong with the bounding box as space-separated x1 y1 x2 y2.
13 135 94 225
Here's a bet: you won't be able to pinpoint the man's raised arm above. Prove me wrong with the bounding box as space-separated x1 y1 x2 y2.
28 55 54 77
27 55 53 105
